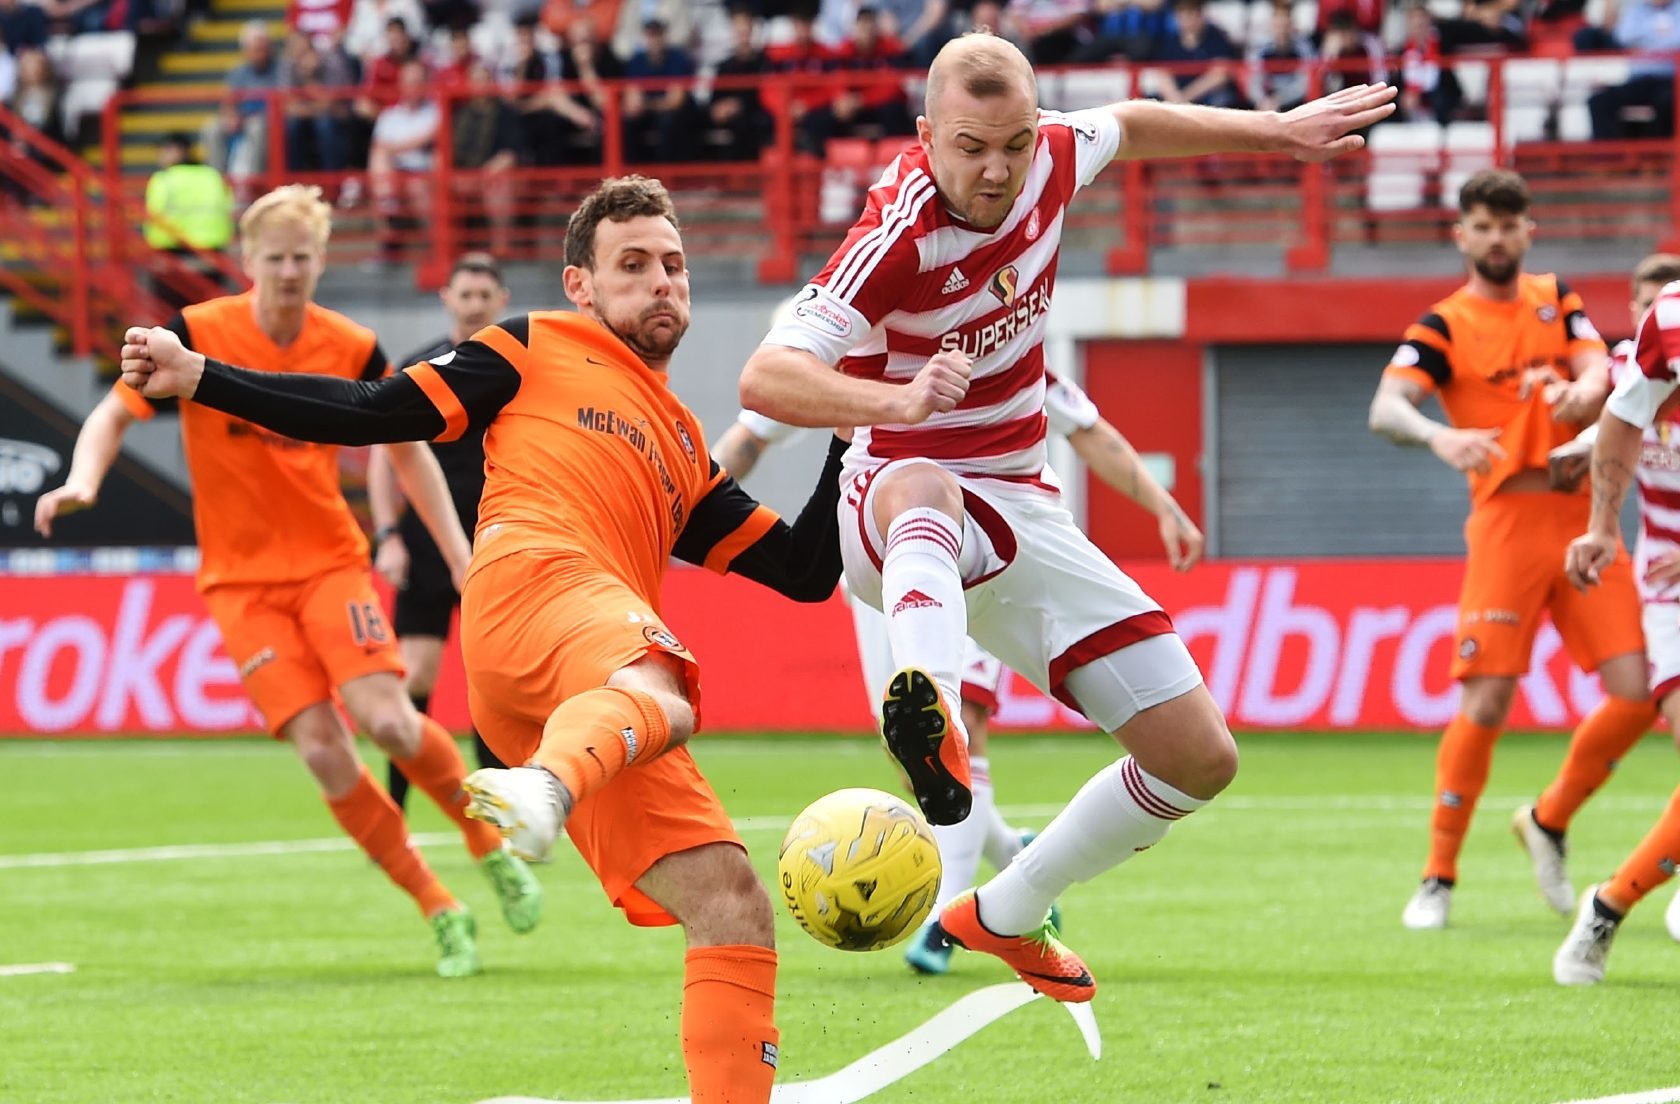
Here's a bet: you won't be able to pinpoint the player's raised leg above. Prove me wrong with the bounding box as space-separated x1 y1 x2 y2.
636 842 780 1104
947 629 1232 1002
869 462 974 826
284 702 481 977
465 650 695 862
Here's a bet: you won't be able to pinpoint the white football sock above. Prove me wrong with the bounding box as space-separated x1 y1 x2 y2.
975 756 1207 935
880 507 967 716
930 808 986 915
971 757 1018 869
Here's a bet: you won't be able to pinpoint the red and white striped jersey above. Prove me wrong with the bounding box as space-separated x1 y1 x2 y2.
1606 285 1680 600
760 108 1122 482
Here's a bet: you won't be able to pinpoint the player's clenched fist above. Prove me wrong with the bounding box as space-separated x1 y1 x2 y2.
1565 530 1618 592
1429 425 1505 476
896 350 972 424
120 325 206 399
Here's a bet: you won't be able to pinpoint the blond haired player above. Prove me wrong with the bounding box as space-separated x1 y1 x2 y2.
37 185 542 977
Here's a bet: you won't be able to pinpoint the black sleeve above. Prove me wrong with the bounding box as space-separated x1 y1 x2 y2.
190 326 523 446
1397 311 1452 387
674 435 847 602
359 343 390 382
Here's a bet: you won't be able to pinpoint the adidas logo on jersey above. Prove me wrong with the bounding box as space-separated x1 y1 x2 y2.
941 268 970 295
891 589 943 615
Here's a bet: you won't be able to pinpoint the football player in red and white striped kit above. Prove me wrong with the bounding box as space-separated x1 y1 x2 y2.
1554 253 1680 984
739 31 1395 1000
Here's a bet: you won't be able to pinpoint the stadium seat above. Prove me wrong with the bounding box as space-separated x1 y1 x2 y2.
1292 0 1315 36
47 31 136 81
1563 55 1632 96
1556 101 1593 141
1440 121 1495 206
1366 121 1441 212
1453 60 1490 112
1206 0 1247 40
1050 69 1127 111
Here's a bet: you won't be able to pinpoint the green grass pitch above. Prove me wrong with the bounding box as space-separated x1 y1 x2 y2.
4 730 1679 1104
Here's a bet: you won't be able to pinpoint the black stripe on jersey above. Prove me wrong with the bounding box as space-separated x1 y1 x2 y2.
494 313 529 347
672 463 757 566
359 344 390 382
433 334 523 435
1556 277 1574 300
401 335 456 369
1407 312 1451 386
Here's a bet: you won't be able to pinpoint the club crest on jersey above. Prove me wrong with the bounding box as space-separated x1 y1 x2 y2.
675 422 696 462
1025 209 1041 242
988 265 1020 307
643 625 684 652
1537 305 1558 324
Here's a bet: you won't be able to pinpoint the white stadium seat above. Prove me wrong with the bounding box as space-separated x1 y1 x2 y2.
1366 121 1442 211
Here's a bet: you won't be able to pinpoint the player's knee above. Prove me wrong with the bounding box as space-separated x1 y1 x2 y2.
1180 724 1239 799
360 705 421 758
689 857 775 947
1460 688 1514 728
292 726 358 793
872 464 962 531
655 690 696 750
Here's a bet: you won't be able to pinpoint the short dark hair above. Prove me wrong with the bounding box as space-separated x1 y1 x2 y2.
564 175 680 270
1633 253 1680 294
164 131 193 150
449 251 503 286
643 17 666 33
1458 169 1529 217
386 16 409 32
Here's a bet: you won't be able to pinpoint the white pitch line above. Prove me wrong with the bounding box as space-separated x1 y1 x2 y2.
0 962 75 977
1553 1088 1680 1104
4 794 1672 871
474 982 1089 1104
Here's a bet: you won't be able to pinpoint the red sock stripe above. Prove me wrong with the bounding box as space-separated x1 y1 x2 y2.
887 531 962 562
886 520 961 562
1121 757 1191 821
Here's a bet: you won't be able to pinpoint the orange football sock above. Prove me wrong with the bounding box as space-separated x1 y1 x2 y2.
1423 715 1502 883
327 766 457 917
1601 785 1680 912
392 716 503 859
681 945 779 1104
1533 696 1657 834
529 686 672 805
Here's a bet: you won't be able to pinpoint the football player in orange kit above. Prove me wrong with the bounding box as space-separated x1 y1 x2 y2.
1368 169 1653 930
114 176 963 1102
36 185 542 977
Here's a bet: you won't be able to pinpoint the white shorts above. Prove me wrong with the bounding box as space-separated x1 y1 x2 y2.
849 595 1006 715
839 459 1203 732
1645 602 1680 703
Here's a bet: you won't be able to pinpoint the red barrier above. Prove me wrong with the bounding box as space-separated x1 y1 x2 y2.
0 560 1616 736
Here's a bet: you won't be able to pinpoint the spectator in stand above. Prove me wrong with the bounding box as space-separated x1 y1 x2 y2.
0 0 49 51
806 5 911 149
292 0 354 45
861 0 956 66
144 133 235 308
1005 0 1091 64
369 58 438 260
1588 0 1680 139
1438 0 1527 50
1396 0 1463 124
203 21 280 180
1247 0 1316 112
611 0 691 61
1147 0 1246 109
357 17 422 116
705 6 770 161
501 15 562 162
283 34 352 171
1320 9 1386 94
6 46 59 145
540 0 616 43
345 0 424 60
421 0 475 33
621 17 697 162
962 0 1031 50
450 58 523 253
1317 0 1383 38
765 8 834 155
431 24 477 84
1072 0 1178 64
543 14 619 163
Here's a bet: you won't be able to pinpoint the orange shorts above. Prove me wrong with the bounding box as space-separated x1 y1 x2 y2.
1453 492 1644 680
203 564 405 735
459 549 734 927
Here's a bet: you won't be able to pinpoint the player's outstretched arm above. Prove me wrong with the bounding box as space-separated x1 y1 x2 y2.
673 434 849 602
1068 418 1204 571
741 345 970 428
1109 83 1397 163
120 324 506 446
33 390 139 537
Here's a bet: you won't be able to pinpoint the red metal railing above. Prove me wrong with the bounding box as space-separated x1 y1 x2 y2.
0 52 1668 344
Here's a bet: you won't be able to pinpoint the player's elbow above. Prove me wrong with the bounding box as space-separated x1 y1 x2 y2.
738 348 778 415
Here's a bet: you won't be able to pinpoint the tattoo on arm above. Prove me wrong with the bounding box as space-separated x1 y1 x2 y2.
1590 454 1633 524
